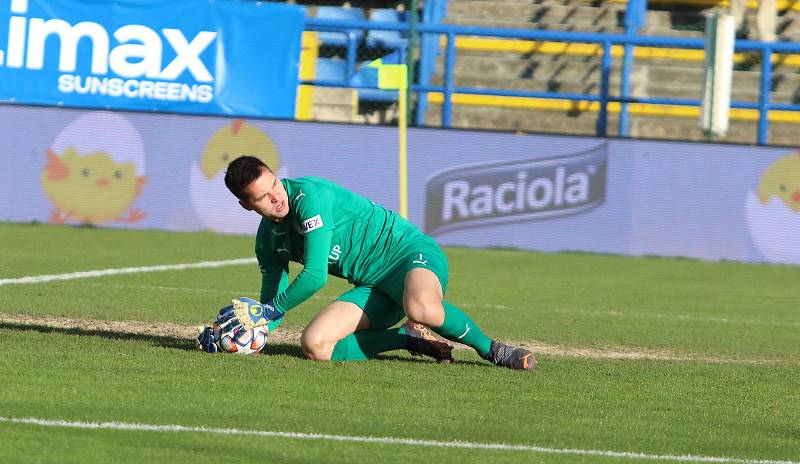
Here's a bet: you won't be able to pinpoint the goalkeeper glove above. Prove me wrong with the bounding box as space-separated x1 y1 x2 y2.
195 326 219 353
216 297 284 332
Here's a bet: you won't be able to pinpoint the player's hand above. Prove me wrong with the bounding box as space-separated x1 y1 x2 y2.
217 297 283 331
195 326 219 353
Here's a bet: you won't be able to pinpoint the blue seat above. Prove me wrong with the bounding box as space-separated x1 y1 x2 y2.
355 56 399 102
314 6 365 47
365 8 409 50
314 58 349 83
358 87 397 102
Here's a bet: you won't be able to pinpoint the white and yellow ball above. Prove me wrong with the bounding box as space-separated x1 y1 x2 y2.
212 322 268 355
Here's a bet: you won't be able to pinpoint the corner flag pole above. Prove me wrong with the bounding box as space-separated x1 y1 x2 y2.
372 57 409 218
398 72 408 219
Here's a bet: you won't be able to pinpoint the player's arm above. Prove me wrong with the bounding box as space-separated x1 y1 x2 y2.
258 255 289 332
272 182 332 312
218 182 333 331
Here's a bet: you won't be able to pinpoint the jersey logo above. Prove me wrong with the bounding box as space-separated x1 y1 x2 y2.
412 253 428 266
276 245 290 256
301 214 324 233
271 229 286 236
295 190 306 202
328 244 342 265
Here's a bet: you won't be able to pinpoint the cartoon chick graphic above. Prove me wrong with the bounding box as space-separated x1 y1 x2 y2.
757 152 800 212
746 151 800 264
42 147 147 224
190 120 285 234
200 119 280 180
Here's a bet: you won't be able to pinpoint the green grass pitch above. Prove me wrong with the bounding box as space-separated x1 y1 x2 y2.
1 222 798 463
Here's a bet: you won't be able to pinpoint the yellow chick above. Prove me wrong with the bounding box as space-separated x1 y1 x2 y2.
758 152 800 213
41 147 148 224
201 119 280 180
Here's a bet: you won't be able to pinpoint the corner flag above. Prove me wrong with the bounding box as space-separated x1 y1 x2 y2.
358 52 410 218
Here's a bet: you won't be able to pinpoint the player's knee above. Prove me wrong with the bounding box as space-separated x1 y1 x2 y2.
405 295 445 326
300 329 332 361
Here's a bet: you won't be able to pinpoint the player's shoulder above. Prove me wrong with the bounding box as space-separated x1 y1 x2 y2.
285 176 337 205
286 176 334 190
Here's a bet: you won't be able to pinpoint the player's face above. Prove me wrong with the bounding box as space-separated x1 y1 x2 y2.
239 169 289 222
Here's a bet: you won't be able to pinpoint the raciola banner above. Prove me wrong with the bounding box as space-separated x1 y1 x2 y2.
0 0 304 117
0 105 798 265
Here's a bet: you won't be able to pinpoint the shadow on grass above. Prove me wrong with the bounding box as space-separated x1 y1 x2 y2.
0 321 309 358
0 321 483 366
1 320 196 350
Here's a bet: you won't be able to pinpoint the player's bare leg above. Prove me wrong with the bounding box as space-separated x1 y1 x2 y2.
402 267 446 327
301 301 370 360
301 299 455 363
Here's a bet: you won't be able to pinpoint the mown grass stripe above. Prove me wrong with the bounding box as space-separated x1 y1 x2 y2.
1 417 797 464
0 258 257 286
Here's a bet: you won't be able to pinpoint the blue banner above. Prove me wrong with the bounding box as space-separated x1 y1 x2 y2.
0 0 304 117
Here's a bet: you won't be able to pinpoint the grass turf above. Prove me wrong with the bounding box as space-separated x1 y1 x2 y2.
1 223 799 463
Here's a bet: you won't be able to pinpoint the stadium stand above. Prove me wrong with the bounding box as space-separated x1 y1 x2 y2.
422 0 800 145
295 0 799 145
366 8 410 49
313 5 366 46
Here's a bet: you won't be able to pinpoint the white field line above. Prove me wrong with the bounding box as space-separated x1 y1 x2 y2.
0 258 257 286
0 417 796 464
84 282 511 309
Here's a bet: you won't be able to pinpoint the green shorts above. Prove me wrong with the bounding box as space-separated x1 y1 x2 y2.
336 235 449 330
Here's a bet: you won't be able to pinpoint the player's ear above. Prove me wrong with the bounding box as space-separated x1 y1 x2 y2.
239 199 253 211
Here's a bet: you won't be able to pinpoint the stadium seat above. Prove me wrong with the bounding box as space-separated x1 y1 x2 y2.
314 57 349 83
314 6 366 47
365 8 409 50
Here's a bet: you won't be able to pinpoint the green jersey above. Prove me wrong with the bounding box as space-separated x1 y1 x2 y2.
255 177 423 313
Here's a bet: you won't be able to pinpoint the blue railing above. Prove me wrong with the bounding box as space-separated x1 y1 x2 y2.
304 13 800 146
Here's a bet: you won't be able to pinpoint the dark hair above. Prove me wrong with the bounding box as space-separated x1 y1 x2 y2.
224 156 272 200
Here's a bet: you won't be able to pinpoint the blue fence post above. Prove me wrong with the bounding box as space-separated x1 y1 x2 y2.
346 32 358 82
415 0 437 126
757 45 772 146
621 0 647 138
443 31 456 128
598 40 612 137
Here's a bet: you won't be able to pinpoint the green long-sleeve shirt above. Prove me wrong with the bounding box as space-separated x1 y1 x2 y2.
255 177 422 313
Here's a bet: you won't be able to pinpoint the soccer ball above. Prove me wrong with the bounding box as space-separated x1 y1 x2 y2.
212 322 268 355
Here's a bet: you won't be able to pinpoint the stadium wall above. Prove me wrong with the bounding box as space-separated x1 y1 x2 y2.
1 105 798 265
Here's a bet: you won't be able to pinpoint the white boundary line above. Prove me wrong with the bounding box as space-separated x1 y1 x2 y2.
0 417 797 464
0 258 257 286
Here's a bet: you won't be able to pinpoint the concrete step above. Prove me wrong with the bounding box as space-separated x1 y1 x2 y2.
310 87 356 123
425 102 618 135
431 74 625 93
641 64 800 94
429 72 797 104
424 102 797 146
444 16 706 38
447 2 625 27
444 0 622 8
642 83 797 104
445 54 800 92
626 115 798 146
445 53 618 80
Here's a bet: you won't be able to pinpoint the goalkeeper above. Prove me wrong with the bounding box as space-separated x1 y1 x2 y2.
197 156 535 371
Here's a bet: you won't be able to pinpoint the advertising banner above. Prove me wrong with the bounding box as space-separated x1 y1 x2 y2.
0 0 304 117
1 105 798 266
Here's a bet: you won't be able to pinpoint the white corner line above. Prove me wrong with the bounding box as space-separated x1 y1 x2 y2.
0 258 257 286
0 417 796 464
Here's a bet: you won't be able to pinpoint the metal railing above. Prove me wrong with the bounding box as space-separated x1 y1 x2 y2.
304 14 800 146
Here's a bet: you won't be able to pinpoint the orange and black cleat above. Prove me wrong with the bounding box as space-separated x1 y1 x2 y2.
402 321 454 364
483 340 537 371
